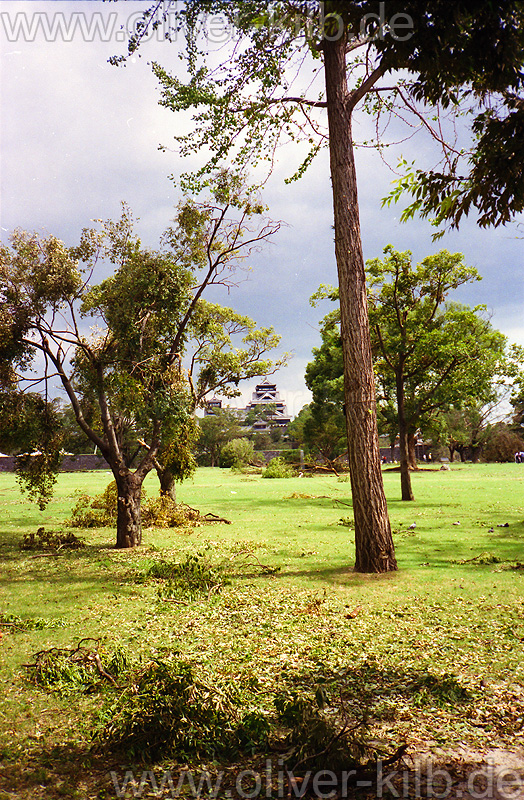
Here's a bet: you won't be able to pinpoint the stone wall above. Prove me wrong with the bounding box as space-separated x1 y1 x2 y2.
59 454 108 471
0 454 108 472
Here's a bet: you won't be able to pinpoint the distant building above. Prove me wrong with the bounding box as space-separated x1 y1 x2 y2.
244 380 291 431
203 380 291 432
204 397 222 416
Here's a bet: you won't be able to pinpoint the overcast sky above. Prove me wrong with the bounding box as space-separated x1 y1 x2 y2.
1 0 523 417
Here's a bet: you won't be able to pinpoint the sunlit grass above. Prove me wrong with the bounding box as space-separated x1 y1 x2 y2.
0 464 523 796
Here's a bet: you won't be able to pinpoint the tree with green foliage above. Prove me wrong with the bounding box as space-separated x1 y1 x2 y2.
56 402 99 456
149 300 285 497
0 176 283 547
197 408 245 467
482 424 524 463
366 247 507 500
117 0 524 570
289 315 347 465
382 4 524 236
0 391 63 509
312 247 508 500
288 402 346 467
244 403 278 429
427 404 500 464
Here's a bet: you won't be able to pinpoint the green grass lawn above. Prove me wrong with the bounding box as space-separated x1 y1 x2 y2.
0 464 523 798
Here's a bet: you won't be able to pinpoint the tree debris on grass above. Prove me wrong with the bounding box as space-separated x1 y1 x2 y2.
20 526 85 552
92 658 271 763
453 552 524 569
23 638 128 693
69 482 231 529
0 612 66 632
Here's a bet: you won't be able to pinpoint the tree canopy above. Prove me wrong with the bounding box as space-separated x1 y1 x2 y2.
367 246 507 499
311 246 508 498
197 407 245 467
0 175 284 546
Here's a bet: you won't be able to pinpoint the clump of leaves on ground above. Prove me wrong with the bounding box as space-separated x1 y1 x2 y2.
66 637 473 772
92 654 376 769
92 657 271 763
24 639 130 695
0 613 66 632
69 481 212 529
20 526 85 551
133 551 228 601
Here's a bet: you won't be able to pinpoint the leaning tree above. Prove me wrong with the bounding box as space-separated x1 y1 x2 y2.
0 174 283 547
113 0 524 571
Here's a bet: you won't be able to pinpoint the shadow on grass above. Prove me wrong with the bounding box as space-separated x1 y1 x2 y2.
289 660 473 708
1 658 475 792
0 531 140 598
232 563 395 585
0 741 110 799
0 528 121 560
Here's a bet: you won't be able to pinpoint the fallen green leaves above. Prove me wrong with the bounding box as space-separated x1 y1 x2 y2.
1 465 524 796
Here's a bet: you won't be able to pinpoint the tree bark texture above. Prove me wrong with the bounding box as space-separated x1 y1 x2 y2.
408 431 418 471
157 467 177 501
396 374 414 501
398 431 414 502
115 471 143 548
323 32 397 572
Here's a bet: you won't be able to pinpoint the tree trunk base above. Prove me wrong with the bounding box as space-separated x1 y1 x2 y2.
115 473 143 548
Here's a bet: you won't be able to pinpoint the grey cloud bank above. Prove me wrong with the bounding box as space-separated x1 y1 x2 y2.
1 0 523 413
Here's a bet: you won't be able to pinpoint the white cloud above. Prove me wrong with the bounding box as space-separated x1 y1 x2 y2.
1 0 523 414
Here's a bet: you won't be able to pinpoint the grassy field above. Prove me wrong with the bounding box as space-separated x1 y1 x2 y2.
0 463 523 798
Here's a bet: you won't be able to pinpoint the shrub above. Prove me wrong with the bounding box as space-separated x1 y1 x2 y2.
262 457 295 478
219 438 255 469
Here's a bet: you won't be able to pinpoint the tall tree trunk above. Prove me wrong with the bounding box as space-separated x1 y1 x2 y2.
398 426 414 502
324 28 397 573
114 471 143 548
408 431 418 470
396 375 414 501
